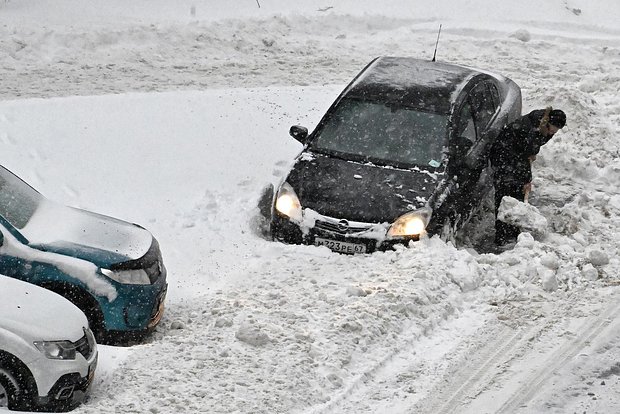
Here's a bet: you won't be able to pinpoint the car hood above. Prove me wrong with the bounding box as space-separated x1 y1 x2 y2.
0 275 87 342
288 152 439 223
21 200 153 268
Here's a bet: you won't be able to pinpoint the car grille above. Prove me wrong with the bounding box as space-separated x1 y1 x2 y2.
315 219 373 235
74 330 95 360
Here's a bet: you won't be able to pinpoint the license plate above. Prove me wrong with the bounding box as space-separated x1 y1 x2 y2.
315 237 366 254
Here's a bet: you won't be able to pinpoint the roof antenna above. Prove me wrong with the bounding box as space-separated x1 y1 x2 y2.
431 24 442 62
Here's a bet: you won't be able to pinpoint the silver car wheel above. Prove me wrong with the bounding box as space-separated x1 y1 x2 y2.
0 381 9 408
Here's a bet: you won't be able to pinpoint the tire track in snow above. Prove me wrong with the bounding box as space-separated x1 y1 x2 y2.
406 309 551 414
304 309 489 414
496 297 620 414
406 294 620 414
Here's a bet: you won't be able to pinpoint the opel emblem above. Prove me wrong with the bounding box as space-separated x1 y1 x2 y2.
337 219 349 232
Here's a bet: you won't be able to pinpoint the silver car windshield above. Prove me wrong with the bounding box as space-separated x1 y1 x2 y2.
0 167 42 229
311 98 449 169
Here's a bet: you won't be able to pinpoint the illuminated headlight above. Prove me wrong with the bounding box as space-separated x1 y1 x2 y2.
34 341 77 360
387 207 432 238
275 182 302 222
101 268 150 285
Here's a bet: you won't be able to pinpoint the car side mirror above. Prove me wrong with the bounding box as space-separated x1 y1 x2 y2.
289 125 309 145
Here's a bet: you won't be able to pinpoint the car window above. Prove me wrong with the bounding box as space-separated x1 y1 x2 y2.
0 167 42 229
488 82 500 108
456 102 476 143
470 82 498 129
311 98 449 169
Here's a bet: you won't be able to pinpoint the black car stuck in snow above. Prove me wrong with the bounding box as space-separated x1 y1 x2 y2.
262 56 522 254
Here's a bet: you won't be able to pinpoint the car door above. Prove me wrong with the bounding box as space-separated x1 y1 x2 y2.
467 79 500 191
466 80 500 208
444 80 499 231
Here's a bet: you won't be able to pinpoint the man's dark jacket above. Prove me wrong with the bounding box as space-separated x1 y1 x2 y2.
490 109 552 185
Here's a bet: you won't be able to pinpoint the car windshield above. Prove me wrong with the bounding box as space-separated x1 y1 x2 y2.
0 167 42 229
311 98 449 169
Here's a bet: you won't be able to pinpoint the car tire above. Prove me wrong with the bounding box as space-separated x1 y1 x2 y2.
0 354 35 411
40 282 107 343
0 372 19 410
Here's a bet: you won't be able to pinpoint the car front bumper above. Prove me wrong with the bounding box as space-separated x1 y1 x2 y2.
36 364 96 411
100 272 168 333
29 347 98 412
272 213 417 254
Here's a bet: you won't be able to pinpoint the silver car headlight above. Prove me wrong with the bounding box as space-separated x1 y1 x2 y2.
387 207 432 238
33 341 77 360
275 182 302 222
101 268 150 285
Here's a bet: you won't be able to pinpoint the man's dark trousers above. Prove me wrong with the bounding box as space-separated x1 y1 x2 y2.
494 177 524 245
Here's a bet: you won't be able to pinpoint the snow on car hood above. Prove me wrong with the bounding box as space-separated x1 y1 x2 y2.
0 227 118 301
288 152 439 223
21 200 153 264
0 275 87 342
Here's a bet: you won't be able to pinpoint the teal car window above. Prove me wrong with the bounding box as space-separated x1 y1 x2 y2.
311 98 449 169
0 167 41 229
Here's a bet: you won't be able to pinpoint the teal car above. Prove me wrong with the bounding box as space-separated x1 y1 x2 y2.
0 165 167 343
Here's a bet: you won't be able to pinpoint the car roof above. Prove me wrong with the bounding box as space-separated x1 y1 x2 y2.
343 56 482 114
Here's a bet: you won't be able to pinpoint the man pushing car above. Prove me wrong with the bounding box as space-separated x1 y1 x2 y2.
490 106 567 246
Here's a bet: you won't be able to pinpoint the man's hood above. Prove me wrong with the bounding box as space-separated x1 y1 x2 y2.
287 152 439 223
0 275 87 342
21 200 153 267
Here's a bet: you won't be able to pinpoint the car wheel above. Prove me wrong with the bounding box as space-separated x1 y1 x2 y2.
0 372 18 410
70 290 107 343
40 282 106 342
0 354 35 411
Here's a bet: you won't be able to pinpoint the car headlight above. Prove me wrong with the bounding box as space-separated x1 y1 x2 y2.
33 341 77 360
387 207 432 238
101 268 150 285
275 182 302 222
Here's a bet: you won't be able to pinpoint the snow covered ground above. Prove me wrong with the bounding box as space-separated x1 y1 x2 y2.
1 0 620 413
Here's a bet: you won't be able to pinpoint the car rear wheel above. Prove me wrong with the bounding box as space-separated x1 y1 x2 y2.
0 354 35 411
0 373 17 409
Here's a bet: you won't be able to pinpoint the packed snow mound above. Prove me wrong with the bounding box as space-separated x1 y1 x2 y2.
498 196 548 237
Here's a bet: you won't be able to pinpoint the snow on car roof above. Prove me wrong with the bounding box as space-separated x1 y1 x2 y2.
345 56 478 114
